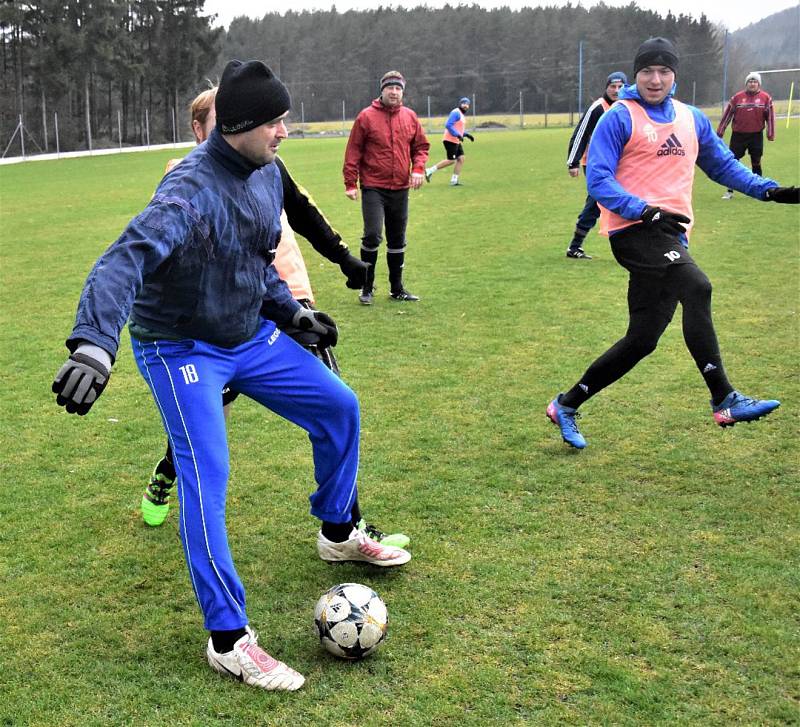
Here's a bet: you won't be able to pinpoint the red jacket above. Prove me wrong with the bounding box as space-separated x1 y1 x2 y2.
717 89 775 140
343 99 430 191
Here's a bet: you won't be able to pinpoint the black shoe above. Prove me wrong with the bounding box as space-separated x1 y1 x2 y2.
358 288 374 305
566 247 592 259
390 288 419 302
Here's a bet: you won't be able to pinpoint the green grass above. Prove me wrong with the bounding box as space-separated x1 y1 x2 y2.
1 125 798 726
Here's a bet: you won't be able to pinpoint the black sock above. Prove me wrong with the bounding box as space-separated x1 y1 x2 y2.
387 251 406 292
156 446 176 482
560 386 589 410
360 249 378 290
211 628 247 653
350 499 362 527
321 521 354 542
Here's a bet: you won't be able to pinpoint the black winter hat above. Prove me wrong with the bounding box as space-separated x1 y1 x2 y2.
216 60 291 134
633 37 678 76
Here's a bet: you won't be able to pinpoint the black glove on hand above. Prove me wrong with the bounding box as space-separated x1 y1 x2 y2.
640 205 691 236
338 253 369 289
765 186 799 204
291 307 338 348
463 133 474 142
52 343 112 415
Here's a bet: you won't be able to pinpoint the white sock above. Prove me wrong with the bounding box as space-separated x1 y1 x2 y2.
426 166 437 175
450 174 459 184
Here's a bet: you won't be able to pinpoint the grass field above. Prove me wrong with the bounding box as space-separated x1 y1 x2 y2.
1 125 798 726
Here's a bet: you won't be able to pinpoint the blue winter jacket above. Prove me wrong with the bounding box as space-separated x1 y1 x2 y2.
67 129 300 358
586 83 778 245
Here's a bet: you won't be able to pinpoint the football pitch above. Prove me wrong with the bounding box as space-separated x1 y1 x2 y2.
1 127 798 725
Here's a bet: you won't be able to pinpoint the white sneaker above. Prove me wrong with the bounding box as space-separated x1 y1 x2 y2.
317 528 411 567
721 190 733 199
206 626 305 691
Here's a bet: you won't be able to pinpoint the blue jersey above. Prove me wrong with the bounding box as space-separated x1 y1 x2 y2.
586 83 778 239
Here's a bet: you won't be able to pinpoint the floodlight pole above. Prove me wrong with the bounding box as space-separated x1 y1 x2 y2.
41 90 48 152
427 95 431 132
519 91 523 128
19 115 25 158
118 110 122 151
578 40 584 116
721 30 729 110
54 112 60 158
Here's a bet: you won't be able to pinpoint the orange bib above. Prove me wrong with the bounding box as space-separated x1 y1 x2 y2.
599 99 698 239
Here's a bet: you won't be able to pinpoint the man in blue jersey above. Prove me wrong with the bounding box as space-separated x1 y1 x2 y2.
546 37 798 449
52 60 411 691
425 96 474 186
564 71 627 259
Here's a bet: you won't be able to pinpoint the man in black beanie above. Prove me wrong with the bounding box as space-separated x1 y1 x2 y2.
546 38 799 450
52 59 412 691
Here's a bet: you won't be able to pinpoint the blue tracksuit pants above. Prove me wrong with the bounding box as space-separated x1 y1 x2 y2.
131 319 360 631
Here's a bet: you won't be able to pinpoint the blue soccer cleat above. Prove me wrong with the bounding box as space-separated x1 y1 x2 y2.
546 394 587 449
712 390 780 428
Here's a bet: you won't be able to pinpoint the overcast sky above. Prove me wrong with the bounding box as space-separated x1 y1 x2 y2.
203 0 799 33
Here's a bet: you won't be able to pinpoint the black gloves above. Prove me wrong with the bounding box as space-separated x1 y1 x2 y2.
640 205 691 236
338 253 369 290
52 343 112 415
463 133 474 142
291 307 338 348
765 186 799 204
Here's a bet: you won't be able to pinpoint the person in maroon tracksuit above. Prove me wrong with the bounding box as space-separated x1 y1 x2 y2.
343 70 430 304
717 71 775 199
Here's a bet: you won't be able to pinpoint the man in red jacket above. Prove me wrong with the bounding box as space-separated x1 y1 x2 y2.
343 70 430 304
717 71 775 199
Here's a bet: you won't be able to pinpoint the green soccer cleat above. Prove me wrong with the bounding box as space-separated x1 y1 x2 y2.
141 468 175 527
355 518 410 549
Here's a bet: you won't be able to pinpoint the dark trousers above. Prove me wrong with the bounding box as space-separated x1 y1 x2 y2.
562 225 732 408
360 187 410 291
569 166 601 249
575 193 601 234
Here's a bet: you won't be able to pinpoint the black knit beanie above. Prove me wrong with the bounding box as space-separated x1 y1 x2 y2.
633 37 678 76
216 60 291 134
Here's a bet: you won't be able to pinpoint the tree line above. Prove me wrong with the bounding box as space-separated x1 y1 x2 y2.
218 5 723 122
1 0 220 153
2 1 728 154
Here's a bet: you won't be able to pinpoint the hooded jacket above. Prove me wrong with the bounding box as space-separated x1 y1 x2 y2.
343 98 430 191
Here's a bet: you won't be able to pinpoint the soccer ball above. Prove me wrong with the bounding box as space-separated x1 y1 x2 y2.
314 583 388 659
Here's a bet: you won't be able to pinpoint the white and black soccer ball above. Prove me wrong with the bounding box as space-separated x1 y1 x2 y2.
314 583 388 660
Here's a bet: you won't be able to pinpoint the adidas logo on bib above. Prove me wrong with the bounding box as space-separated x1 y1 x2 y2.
657 133 685 157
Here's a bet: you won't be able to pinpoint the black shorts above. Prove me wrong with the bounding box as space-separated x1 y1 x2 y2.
443 140 464 160
222 386 239 407
610 223 696 276
729 131 763 160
